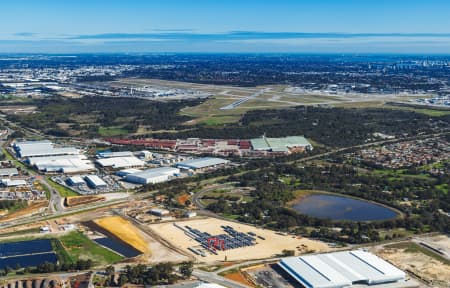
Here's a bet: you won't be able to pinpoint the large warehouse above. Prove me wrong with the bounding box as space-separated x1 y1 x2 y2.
125 167 180 185
27 154 95 173
96 156 145 169
14 140 80 158
84 175 107 189
251 135 312 153
175 157 229 171
278 250 406 288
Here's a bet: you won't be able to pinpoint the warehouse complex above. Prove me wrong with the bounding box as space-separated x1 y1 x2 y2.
13 140 95 173
278 250 406 288
251 135 312 153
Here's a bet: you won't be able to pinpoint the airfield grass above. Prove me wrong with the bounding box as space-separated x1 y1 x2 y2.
47 178 79 197
180 94 293 125
58 231 123 265
383 104 450 116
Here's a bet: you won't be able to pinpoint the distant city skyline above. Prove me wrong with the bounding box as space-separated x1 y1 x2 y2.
1 0 450 53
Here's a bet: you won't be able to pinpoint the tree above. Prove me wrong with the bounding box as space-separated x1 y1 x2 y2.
179 261 193 278
118 274 128 286
105 265 116 286
281 249 295 257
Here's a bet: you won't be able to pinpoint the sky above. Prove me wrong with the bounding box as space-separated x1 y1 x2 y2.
1 0 450 54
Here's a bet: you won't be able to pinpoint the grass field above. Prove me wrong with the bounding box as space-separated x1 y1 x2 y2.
98 126 129 137
58 231 123 265
94 216 150 254
47 178 79 197
2 148 31 171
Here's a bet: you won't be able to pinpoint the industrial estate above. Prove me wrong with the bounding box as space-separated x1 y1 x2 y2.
0 53 449 288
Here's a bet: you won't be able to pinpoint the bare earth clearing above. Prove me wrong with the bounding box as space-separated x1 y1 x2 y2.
149 217 329 263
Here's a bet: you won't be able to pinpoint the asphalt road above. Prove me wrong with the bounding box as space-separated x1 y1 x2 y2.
193 270 249 288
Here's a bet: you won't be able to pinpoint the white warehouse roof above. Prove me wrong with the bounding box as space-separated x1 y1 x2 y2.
96 156 145 169
125 167 180 185
176 157 229 170
278 250 406 288
67 176 85 185
28 155 95 173
1 179 27 187
84 175 107 188
0 168 19 177
14 140 80 158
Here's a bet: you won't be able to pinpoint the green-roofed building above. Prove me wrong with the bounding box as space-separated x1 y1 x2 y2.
250 135 312 154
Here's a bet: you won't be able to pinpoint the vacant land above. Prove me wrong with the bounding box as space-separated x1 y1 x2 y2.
374 241 450 288
94 216 150 255
0 201 48 222
149 217 329 263
65 195 105 207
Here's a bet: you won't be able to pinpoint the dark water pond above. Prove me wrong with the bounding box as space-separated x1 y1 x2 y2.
0 253 57 269
0 239 53 257
291 194 398 221
94 237 141 258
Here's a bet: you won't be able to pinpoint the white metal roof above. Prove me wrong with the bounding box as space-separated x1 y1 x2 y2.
96 156 145 169
176 157 229 169
84 175 107 187
128 167 180 179
29 155 94 173
279 250 406 288
68 176 85 185
0 168 19 176
14 140 80 158
1 179 27 187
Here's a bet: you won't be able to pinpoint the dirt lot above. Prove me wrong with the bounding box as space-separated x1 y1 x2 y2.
94 216 150 254
66 195 105 207
372 242 450 288
0 201 48 222
148 217 329 263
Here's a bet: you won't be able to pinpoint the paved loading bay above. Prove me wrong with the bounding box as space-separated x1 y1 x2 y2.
148 217 329 262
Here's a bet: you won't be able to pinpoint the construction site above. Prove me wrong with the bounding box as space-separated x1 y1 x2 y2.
148 217 329 263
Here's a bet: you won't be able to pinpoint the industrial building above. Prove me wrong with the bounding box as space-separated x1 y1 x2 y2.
176 157 229 171
278 250 406 288
96 151 134 158
13 140 80 158
125 167 180 185
0 179 27 187
66 176 85 186
0 168 19 177
27 155 95 173
251 135 312 153
116 168 142 177
84 175 107 189
149 208 170 217
96 156 145 169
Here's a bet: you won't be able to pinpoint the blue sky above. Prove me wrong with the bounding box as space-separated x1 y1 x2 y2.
1 0 450 53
